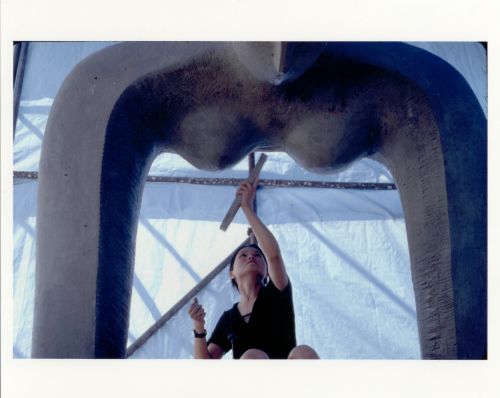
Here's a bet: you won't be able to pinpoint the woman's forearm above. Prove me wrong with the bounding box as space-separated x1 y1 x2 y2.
193 336 212 359
189 299 215 359
241 204 281 260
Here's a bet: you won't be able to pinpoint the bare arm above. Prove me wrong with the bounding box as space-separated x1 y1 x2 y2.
188 298 224 359
238 180 289 290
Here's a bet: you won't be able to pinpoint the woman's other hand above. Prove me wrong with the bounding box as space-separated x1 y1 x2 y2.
188 297 206 332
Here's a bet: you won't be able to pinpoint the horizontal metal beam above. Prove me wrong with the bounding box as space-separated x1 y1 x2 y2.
14 171 397 190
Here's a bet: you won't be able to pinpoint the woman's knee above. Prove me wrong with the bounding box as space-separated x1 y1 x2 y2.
240 348 270 359
288 345 319 359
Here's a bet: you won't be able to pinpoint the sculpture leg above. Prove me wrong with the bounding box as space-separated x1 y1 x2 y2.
32 42 215 358
376 81 486 358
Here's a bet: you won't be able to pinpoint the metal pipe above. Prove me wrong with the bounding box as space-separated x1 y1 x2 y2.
13 171 397 190
248 152 257 213
13 42 29 137
13 42 21 81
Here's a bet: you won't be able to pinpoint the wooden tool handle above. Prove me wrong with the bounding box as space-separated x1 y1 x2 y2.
220 153 267 231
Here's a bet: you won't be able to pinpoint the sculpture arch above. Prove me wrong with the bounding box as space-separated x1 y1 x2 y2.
33 42 486 359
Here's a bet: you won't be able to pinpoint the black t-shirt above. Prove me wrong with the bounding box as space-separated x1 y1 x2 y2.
207 280 296 359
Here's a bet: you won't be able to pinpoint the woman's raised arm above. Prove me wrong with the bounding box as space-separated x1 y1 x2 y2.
237 180 289 290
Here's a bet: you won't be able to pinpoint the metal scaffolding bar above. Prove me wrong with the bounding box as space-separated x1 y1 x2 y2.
248 152 257 213
13 171 397 190
13 42 29 137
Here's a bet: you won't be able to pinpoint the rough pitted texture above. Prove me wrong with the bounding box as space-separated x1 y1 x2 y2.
124 49 389 174
33 42 486 359
376 83 457 358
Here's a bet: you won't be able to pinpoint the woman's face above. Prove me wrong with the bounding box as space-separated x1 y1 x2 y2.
230 247 267 284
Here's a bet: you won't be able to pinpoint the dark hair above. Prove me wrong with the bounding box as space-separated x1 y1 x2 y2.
229 243 268 290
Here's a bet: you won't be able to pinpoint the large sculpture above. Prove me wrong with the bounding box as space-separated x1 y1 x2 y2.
33 42 486 359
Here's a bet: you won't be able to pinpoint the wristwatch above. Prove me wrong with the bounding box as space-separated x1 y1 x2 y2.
193 329 207 338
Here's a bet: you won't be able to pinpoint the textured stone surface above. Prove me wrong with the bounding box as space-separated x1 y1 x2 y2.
33 42 486 359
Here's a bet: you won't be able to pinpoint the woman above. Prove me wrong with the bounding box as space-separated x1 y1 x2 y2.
188 179 319 359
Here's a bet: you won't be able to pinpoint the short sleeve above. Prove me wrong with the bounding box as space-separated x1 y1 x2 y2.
207 311 232 353
266 278 292 297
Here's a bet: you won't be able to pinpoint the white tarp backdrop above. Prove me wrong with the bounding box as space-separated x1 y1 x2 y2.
13 42 486 359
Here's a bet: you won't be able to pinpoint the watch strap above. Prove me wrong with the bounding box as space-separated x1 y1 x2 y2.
193 329 207 338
